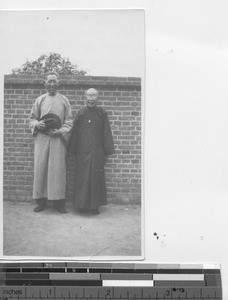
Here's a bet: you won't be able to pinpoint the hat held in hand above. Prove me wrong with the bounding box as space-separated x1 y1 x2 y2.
39 113 62 132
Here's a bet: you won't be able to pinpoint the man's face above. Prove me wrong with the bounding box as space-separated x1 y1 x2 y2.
45 75 59 96
86 90 98 108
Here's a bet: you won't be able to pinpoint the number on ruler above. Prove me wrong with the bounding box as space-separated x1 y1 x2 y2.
105 289 111 297
172 287 185 293
171 287 187 299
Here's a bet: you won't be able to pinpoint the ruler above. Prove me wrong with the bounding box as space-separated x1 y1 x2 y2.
0 262 222 299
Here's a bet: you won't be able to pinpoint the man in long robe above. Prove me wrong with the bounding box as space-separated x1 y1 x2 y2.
29 72 73 213
67 88 115 214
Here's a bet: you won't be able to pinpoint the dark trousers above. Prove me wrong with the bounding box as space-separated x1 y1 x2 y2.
35 198 65 207
35 198 47 205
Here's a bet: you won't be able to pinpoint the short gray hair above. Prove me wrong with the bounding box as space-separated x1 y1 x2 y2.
85 88 98 95
45 71 59 80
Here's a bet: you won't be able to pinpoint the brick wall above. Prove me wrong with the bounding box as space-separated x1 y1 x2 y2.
3 75 141 204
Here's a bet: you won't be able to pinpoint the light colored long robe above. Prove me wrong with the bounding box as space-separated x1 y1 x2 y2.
29 93 73 200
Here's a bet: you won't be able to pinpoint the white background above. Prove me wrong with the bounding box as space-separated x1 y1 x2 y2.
0 10 144 77
1 0 228 298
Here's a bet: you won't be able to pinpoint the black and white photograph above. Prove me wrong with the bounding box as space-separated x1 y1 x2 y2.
3 0 228 297
0 9 144 258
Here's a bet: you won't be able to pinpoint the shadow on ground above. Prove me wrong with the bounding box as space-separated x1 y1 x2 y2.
3 201 141 258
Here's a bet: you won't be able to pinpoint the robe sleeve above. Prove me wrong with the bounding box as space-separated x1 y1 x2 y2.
29 97 41 136
59 98 74 143
67 112 80 156
103 111 115 156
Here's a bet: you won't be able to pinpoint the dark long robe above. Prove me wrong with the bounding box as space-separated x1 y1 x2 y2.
67 106 115 210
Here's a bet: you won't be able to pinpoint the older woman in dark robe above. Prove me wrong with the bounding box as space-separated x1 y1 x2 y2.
68 88 115 214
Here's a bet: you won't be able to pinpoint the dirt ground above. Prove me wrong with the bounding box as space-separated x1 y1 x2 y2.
3 201 141 258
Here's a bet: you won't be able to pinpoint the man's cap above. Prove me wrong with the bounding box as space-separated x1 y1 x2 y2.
40 113 61 131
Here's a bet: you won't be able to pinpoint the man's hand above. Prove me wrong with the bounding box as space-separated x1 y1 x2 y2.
35 120 46 131
46 129 61 137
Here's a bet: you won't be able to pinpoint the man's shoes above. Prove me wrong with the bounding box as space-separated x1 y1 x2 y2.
53 200 67 214
33 204 46 212
57 206 67 214
34 198 47 212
